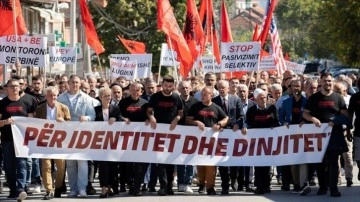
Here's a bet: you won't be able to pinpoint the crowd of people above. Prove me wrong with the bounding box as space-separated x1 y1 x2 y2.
0 69 359 200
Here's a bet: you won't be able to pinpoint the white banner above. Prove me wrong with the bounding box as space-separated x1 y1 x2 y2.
110 57 137 80
11 117 332 166
0 35 47 66
159 43 179 66
200 56 221 73
221 42 261 72
49 47 77 65
286 61 306 74
110 54 152 79
259 55 276 71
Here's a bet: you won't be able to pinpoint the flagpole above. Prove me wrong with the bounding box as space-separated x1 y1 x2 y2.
167 35 179 82
12 0 20 74
96 56 104 79
157 63 162 84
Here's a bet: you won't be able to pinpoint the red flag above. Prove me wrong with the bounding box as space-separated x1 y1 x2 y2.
80 0 105 55
221 0 233 42
284 52 290 61
258 0 277 47
198 0 221 64
252 23 260 41
158 0 192 77
183 0 204 73
0 0 27 36
117 36 146 54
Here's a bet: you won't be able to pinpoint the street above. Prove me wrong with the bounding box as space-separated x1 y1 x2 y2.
1 166 360 202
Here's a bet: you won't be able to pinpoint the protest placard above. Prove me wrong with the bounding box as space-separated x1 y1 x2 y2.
110 54 152 79
159 43 179 66
200 56 221 73
0 35 47 66
49 46 77 65
221 42 261 72
286 61 306 74
259 55 276 71
110 57 137 80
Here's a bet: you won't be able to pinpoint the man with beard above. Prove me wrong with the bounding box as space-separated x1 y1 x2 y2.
303 73 351 197
28 76 46 105
279 79 311 195
120 82 148 196
147 75 184 196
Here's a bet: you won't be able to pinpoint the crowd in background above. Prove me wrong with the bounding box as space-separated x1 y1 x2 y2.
0 69 359 200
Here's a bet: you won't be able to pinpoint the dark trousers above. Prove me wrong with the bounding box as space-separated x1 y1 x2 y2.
157 164 174 190
280 165 292 187
98 161 117 187
219 166 230 190
237 166 250 189
127 162 146 192
316 151 340 191
119 162 128 188
148 163 158 189
254 166 271 190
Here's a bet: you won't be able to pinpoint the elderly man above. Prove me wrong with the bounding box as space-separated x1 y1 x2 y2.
212 80 244 194
35 86 71 199
242 88 281 195
177 81 197 193
110 83 123 105
57 75 99 198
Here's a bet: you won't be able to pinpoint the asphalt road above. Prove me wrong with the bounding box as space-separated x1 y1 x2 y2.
1 166 359 202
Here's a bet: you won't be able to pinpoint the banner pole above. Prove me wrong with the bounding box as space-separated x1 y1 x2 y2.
96 56 104 80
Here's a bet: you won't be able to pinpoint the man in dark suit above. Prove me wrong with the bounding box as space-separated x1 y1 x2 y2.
212 80 244 195
236 84 256 192
35 86 71 199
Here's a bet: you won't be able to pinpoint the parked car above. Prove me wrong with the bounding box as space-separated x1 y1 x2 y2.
333 68 360 78
303 62 321 75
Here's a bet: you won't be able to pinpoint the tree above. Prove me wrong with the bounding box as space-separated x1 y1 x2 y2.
275 0 360 66
90 0 188 76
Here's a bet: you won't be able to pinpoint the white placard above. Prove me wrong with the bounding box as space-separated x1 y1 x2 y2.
110 54 152 79
221 42 261 72
49 46 77 64
159 43 179 66
286 61 306 75
200 56 221 73
259 55 276 71
0 35 47 66
110 57 137 80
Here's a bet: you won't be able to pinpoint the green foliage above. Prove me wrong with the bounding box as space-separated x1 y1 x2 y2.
275 0 360 66
90 0 189 76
